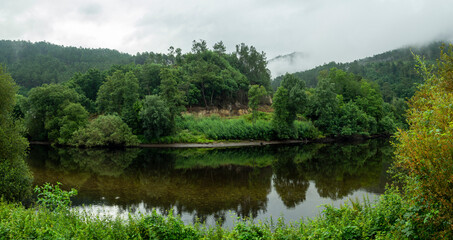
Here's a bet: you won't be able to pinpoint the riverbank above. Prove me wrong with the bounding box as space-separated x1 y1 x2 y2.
29 134 391 148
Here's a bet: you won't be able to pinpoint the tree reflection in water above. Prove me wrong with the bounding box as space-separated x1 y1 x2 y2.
27 139 392 224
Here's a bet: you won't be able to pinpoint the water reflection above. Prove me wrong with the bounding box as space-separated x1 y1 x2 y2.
27 139 393 225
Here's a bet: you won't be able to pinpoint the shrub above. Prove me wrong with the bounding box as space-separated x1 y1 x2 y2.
392 46 453 238
34 182 77 211
70 114 139 147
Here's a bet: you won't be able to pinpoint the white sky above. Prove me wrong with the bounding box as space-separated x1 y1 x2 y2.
1 0 453 72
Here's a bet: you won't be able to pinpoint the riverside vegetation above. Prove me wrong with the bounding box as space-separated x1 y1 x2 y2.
5 39 414 147
0 42 452 239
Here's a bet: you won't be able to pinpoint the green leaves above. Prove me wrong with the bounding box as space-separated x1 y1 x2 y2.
140 95 173 140
0 66 33 202
96 70 139 115
393 45 453 237
272 74 308 139
248 85 267 123
34 182 77 211
70 115 139 147
25 84 83 141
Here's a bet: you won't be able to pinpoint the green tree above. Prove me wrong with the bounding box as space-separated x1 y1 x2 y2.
355 80 384 121
140 95 172 140
272 74 308 139
327 68 362 102
191 39 208 53
96 70 139 115
231 43 271 90
70 68 104 101
272 86 292 139
213 41 226 54
159 67 186 129
0 65 32 201
56 103 89 144
307 76 339 135
25 84 82 141
248 85 267 123
70 114 139 147
183 50 248 107
336 101 373 136
139 63 163 95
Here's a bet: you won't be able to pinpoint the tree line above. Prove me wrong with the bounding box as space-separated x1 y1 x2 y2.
10 40 273 145
4 39 411 146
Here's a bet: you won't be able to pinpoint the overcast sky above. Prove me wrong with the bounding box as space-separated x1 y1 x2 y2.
1 0 453 74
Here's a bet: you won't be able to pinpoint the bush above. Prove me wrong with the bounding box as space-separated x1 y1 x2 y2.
70 114 139 147
34 182 77 211
392 47 453 238
0 159 32 202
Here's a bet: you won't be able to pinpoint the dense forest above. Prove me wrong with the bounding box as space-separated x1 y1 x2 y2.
3 40 445 145
0 40 134 90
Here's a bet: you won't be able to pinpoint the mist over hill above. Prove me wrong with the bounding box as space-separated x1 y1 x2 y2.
272 41 451 100
267 52 311 78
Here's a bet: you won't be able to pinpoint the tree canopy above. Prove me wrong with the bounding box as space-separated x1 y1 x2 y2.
0 65 32 201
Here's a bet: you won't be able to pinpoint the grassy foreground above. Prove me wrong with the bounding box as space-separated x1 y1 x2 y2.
0 188 414 240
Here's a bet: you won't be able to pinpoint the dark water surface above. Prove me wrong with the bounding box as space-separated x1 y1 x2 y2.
27 139 393 227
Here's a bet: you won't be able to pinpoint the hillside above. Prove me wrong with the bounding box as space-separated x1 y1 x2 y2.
272 41 449 101
0 40 135 90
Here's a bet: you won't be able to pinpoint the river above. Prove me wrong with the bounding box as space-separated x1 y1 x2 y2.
26 138 393 227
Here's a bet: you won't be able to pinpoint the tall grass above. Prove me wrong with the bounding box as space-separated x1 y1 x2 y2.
175 114 320 141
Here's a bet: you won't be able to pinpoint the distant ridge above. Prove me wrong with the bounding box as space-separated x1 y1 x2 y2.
271 41 451 100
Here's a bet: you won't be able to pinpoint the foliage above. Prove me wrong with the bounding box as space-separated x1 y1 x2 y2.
138 63 163 95
0 65 33 202
180 115 275 140
0 201 201 239
140 95 173 140
0 159 32 203
0 188 417 239
54 103 89 145
70 114 139 147
392 45 453 238
34 182 77 211
271 73 308 139
272 87 293 139
96 70 139 115
336 101 374 136
182 48 249 107
156 129 214 144
284 41 445 99
307 76 339 134
248 85 267 123
159 67 186 127
231 43 272 90
68 68 104 102
177 114 319 141
25 83 83 141
0 40 133 90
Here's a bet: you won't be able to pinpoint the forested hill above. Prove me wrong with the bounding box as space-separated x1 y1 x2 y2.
272 41 449 101
0 40 138 90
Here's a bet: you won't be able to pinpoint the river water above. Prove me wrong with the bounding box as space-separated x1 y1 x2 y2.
27 138 393 227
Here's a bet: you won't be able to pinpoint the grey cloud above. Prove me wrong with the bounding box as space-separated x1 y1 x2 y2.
79 4 102 17
2 0 453 75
